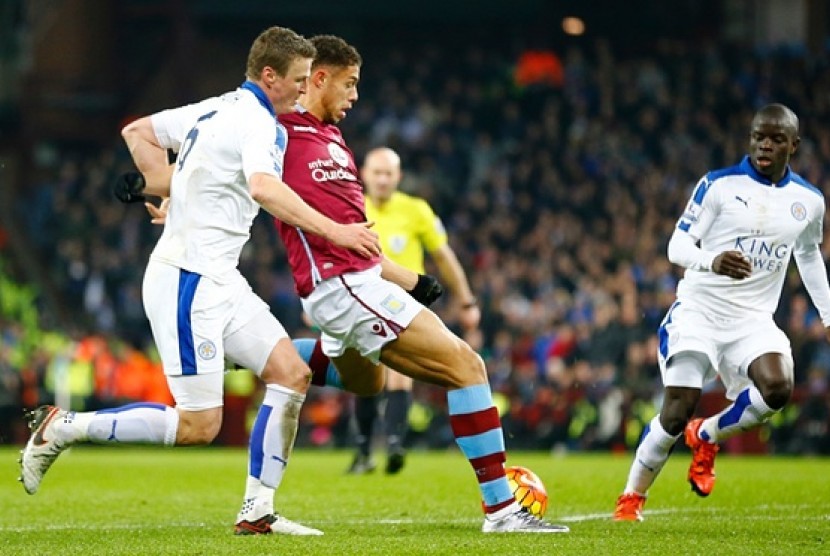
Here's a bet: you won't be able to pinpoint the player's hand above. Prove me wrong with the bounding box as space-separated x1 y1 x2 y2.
113 171 147 203
330 221 381 258
145 197 170 225
712 250 752 279
409 274 444 306
458 302 481 331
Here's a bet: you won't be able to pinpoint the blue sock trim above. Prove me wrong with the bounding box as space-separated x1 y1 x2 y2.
292 338 344 389
293 338 315 361
249 405 272 479
455 429 505 460
326 365 344 389
717 388 752 430
481 476 514 507
447 384 493 416
96 402 167 415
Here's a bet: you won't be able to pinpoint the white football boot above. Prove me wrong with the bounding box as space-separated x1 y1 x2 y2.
234 498 323 536
19 405 70 495
482 507 570 533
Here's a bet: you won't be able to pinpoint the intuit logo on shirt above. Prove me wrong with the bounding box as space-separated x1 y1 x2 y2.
733 237 789 272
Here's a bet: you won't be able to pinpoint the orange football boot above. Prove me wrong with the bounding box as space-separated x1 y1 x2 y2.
613 492 646 522
685 418 719 497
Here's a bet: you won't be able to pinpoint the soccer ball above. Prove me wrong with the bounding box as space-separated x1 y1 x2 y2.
505 465 548 518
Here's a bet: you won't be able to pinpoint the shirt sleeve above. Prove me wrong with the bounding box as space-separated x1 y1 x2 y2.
668 175 721 270
415 199 448 253
150 97 219 151
794 199 830 326
676 174 718 241
794 244 830 327
667 227 719 271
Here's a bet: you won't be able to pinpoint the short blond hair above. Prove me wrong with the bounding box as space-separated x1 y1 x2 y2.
246 26 316 80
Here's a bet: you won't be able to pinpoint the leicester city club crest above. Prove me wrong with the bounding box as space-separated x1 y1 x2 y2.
197 340 217 360
790 202 806 221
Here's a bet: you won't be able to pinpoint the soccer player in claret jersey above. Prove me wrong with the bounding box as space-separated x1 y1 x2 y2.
347 147 481 476
614 104 830 522
275 34 567 533
18 26 380 536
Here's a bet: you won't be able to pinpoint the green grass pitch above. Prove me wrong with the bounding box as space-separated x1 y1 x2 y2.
1 446 828 555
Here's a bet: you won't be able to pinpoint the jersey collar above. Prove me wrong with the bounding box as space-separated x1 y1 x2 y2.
740 155 791 188
240 80 275 117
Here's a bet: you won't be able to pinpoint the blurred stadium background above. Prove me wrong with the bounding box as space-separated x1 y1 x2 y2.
0 0 828 456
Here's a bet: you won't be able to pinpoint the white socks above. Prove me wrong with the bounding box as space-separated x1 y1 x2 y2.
699 386 775 443
241 383 305 517
623 415 679 495
57 403 178 445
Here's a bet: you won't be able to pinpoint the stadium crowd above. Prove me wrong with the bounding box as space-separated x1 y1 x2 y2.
2 35 829 454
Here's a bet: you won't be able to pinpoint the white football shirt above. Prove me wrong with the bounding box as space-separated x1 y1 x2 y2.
149 82 286 283
674 156 825 319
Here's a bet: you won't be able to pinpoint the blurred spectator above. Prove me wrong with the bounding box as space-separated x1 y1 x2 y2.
6 31 830 452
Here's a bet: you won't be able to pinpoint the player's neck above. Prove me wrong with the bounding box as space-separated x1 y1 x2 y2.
297 97 326 123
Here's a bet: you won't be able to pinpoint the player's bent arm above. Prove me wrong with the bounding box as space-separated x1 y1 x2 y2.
666 228 719 271
249 172 380 257
431 244 477 308
793 244 830 328
431 244 480 329
380 257 419 290
120 117 173 197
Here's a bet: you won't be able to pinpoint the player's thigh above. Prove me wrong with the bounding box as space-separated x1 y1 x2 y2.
380 309 486 389
722 318 792 400
143 261 229 375
659 304 718 386
302 267 420 362
224 294 289 377
386 368 414 391
333 348 385 396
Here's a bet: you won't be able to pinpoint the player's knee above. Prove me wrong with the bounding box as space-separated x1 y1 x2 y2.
176 411 221 445
446 342 487 389
659 412 689 437
760 377 793 410
660 392 697 436
261 359 313 393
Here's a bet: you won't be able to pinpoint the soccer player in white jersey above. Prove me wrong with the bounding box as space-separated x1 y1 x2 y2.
614 104 830 521
18 26 380 536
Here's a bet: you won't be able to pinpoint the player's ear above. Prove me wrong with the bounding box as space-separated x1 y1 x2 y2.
261 66 278 85
791 135 800 155
311 68 328 89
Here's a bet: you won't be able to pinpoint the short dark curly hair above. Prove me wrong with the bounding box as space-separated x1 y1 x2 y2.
310 35 362 69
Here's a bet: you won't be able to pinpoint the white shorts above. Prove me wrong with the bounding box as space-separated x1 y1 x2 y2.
143 260 287 409
657 301 793 400
301 265 422 363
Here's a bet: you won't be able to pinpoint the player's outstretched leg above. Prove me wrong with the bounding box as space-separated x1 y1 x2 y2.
445 384 569 533
235 383 322 536
20 402 179 494
19 406 70 494
613 415 680 521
